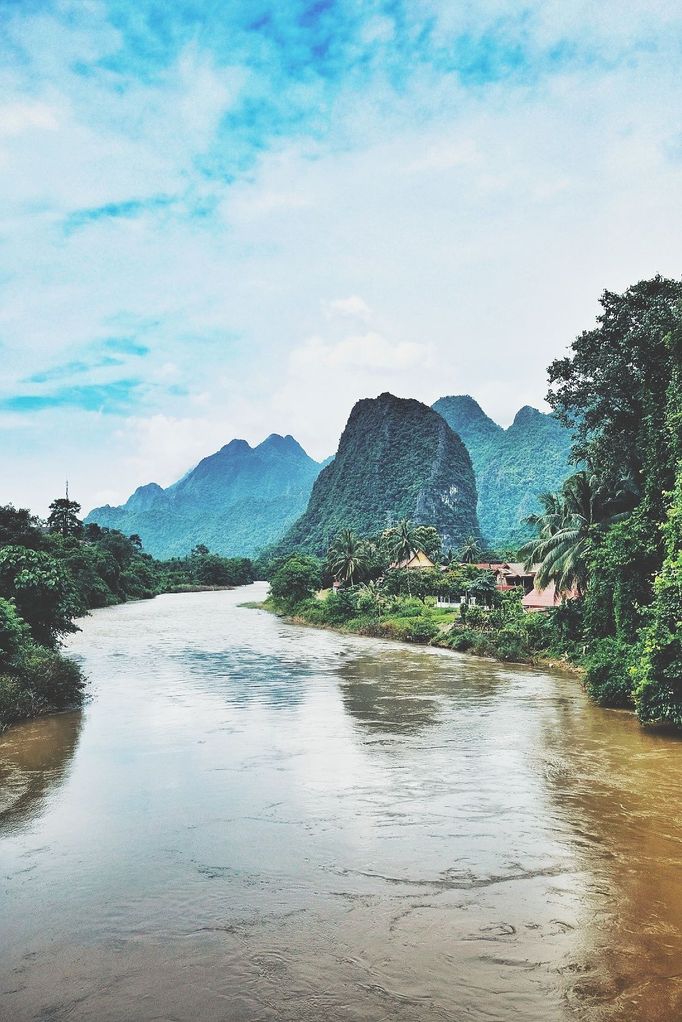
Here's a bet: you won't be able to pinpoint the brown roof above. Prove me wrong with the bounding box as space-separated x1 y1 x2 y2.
471 562 534 576
522 583 578 610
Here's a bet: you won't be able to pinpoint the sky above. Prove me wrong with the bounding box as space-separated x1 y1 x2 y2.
1 0 681 517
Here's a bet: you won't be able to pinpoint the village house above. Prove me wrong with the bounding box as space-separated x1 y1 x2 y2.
388 549 436 571
522 582 579 612
472 562 537 594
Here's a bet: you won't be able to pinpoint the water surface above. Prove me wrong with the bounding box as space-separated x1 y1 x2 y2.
1 585 681 1021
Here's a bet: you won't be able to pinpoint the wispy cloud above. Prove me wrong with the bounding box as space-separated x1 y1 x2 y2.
101 337 151 356
64 195 176 234
24 356 123 384
1 0 681 513
0 380 142 415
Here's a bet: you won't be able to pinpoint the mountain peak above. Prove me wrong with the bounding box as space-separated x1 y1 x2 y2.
219 438 251 454
85 430 324 558
257 433 307 457
269 391 480 557
511 405 543 427
434 394 488 419
124 481 167 512
432 395 502 446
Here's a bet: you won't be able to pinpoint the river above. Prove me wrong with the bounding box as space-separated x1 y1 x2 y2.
1 584 681 1021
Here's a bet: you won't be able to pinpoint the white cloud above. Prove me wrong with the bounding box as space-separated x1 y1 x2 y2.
325 295 372 320
406 139 479 174
291 332 428 371
0 100 59 135
2 1 682 513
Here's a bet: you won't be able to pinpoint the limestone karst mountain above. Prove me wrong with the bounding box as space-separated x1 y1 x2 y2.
432 395 573 547
268 392 480 558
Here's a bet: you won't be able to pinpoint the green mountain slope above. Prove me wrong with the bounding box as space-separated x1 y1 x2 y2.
269 392 480 557
85 434 325 558
432 395 573 547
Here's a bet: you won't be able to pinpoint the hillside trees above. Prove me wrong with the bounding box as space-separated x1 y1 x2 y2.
631 468 682 726
0 499 255 730
547 275 682 511
531 276 682 722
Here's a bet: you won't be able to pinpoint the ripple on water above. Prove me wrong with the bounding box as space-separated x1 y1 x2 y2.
1 585 681 1022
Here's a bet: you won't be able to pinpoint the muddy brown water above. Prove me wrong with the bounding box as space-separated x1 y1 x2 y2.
1 584 681 1021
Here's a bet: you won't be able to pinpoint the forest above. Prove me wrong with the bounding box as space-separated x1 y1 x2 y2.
0 502 253 730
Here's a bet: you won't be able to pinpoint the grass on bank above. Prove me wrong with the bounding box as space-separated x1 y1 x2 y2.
264 584 581 668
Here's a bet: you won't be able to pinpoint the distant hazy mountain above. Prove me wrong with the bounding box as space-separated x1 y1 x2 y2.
86 434 325 559
268 392 480 558
432 395 573 548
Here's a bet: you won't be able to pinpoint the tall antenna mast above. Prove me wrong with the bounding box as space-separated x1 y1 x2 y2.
65 479 69 501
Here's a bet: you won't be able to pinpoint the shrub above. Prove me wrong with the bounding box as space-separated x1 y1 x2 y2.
388 597 424 618
583 638 634 707
320 588 359 624
15 644 85 710
0 674 35 728
447 629 476 652
385 616 439 644
492 627 526 662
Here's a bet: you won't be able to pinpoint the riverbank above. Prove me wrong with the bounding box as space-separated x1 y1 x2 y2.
246 597 583 675
0 644 85 734
162 584 235 594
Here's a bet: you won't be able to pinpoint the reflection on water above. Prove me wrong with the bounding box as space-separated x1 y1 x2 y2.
0 711 82 833
0 584 680 1022
337 649 504 733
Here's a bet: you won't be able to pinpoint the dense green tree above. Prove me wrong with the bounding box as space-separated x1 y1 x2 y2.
269 555 322 609
0 505 45 549
47 497 83 537
581 508 661 642
631 468 682 726
547 276 682 513
0 598 29 665
382 567 441 602
0 546 79 646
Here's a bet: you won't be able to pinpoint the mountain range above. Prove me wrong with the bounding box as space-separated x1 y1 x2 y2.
86 390 573 561
432 395 573 547
267 392 480 559
85 434 325 559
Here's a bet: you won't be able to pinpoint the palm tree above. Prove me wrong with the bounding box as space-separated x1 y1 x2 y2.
328 529 368 586
520 471 628 596
458 535 482 564
391 519 421 565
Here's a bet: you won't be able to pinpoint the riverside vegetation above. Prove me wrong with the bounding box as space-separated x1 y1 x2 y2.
0 501 253 730
264 277 682 730
3 275 680 732
264 527 579 663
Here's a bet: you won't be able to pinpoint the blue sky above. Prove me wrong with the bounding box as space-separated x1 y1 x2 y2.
1 0 681 515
